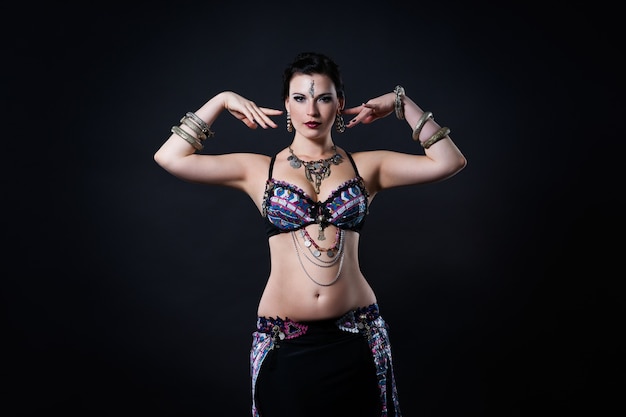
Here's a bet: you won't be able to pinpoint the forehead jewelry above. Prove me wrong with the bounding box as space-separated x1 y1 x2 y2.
309 80 315 97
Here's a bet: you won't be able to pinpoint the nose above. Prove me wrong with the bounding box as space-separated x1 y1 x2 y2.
307 101 318 116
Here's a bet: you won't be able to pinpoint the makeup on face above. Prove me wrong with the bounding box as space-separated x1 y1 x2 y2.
288 75 339 129
290 74 336 100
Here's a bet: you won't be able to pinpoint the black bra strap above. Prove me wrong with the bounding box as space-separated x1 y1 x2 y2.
267 155 276 179
345 152 360 176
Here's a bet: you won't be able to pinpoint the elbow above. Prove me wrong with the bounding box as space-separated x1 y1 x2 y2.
457 154 468 172
153 151 165 169
153 150 164 167
153 150 175 172
153 149 195 180
444 154 467 178
153 146 173 167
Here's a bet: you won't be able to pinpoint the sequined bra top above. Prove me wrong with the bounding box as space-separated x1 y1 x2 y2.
262 152 370 238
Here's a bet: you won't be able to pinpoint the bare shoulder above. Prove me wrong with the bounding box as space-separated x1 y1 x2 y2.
349 149 393 168
234 152 272 210
345 150 390 195
346 149 393 175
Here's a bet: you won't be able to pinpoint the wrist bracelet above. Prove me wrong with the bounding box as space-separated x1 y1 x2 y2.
171 125 203 151
393 85 405 120
421 127 450 149
412 111 434 141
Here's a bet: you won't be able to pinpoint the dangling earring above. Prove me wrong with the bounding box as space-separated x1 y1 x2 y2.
335 113 345 133
286 112 293 132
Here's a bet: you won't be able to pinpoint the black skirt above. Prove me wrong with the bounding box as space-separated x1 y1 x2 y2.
250 304 401 417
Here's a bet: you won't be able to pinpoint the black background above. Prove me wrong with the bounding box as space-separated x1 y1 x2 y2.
5 1 624 416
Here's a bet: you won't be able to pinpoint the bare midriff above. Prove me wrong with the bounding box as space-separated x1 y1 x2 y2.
257 228 377 322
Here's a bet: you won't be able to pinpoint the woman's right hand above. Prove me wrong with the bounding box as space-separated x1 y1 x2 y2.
221 91 283 129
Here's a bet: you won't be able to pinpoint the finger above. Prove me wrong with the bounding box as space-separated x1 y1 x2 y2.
258 108 283 128
257 116 278 129
259 107 283 115
342 106 364 115
351 113 377 126
236 104 262 128
242 118 258 129
347 116 362 127
250 108 276 129
242 103 271 128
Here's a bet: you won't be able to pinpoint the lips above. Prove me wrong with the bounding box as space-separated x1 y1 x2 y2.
304 122 321 128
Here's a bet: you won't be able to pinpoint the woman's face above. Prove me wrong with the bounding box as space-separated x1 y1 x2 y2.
285 73 343 137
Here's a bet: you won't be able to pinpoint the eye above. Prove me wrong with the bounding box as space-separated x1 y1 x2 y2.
319 96 333 103
293 95 305 102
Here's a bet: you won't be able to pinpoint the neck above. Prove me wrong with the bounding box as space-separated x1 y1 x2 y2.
288 144 337 161
289 138 336 159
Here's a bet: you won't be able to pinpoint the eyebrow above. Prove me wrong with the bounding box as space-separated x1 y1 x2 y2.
291 91 334 98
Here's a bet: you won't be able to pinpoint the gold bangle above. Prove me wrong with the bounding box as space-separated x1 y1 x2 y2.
412 111 434 141
171 125 203 151
421 127 450 149
185 112 215 138
393 85 405 120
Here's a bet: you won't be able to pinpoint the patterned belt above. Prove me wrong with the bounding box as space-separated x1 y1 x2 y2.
256 303 380 347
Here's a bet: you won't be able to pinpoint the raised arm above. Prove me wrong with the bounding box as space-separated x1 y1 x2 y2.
153 91 283 191
343 87 466 194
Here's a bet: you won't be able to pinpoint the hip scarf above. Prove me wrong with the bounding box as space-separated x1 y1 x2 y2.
250 303 402 417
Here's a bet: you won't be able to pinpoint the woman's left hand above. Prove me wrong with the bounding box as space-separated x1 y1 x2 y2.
343 92 395 127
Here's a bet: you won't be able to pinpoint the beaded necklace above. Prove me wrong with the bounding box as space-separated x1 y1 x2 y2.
291 229 345 287
300 227 342 259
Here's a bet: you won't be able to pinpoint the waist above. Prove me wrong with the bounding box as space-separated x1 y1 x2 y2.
257 265 376 321
256 303 380 338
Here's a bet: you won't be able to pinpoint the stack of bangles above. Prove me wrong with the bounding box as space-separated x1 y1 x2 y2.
394 85 451 149
171 112 215 151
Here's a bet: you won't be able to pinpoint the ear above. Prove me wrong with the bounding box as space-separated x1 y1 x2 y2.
338 97 345 111
284 97 290 112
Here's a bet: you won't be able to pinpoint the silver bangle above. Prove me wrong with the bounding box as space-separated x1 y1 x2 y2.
180 116 207 140
185 112 215 138
421 127 450 149
393 85 405 120
412 111 434 141
171 125 203 151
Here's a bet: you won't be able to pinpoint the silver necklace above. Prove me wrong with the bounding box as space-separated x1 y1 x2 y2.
297 229 345 266
287 145 343 194
291 231 345 286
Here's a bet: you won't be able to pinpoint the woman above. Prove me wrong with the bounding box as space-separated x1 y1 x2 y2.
154 52 466 417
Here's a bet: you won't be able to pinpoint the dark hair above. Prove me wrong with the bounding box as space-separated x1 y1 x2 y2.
281 52 344 100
